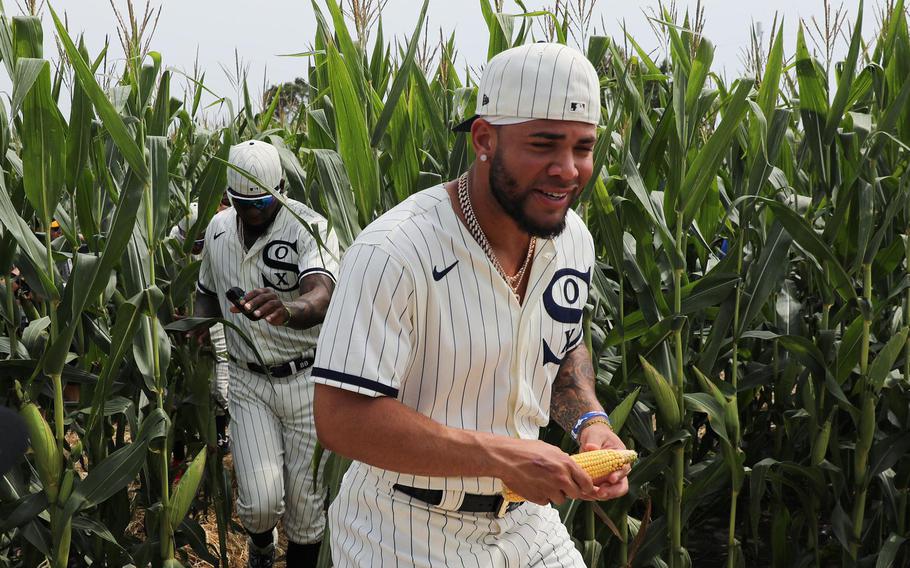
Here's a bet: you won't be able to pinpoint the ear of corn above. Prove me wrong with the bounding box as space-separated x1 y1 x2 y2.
168 448 207 529
20 402 63 504
502 449 638 502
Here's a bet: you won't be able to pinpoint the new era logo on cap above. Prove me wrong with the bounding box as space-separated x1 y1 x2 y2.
453 43 601 132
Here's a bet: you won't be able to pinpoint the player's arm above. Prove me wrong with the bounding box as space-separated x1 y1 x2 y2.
550 342 630 500
549 342 604 432
314 385 597 506
236 273 334 329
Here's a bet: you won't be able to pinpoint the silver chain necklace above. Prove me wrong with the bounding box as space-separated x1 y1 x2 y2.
457 171 536 299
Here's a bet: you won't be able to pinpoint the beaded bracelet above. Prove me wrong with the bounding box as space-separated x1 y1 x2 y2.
571 411 612 441
576 418 612 437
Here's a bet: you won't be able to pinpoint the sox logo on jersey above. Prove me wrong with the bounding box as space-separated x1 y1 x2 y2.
262 239 300 291
541 267 591 366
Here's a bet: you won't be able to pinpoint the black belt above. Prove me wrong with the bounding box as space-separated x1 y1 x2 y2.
393 484 523 518
230 355 314 378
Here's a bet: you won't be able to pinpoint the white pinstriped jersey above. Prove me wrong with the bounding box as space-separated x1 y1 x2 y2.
197 199 339 366
313 184 595 494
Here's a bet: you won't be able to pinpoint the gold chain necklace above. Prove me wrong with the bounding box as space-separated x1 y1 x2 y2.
457 172 536 299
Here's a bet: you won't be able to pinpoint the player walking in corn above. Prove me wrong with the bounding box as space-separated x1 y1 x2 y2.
193 140 339 567
169 201 232 453
313 43 630 567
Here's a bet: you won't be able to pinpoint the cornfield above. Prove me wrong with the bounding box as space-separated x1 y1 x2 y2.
0 0 908 566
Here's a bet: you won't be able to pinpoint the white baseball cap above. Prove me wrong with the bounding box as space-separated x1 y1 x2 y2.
175 203 198 240
453 42 601 132
227 139 283 198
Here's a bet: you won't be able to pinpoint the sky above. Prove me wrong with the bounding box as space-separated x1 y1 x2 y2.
0 0 879 119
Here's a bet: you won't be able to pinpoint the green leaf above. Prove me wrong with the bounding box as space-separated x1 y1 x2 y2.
795 24 828 178
323 36 380 225
681 79 754 229
312 148 361 249
0 491 49 532
187 130 232 252
65 39 94 192
762 198 856 301
147 135 170 245
876 534 907 568
823 1 863 144
370 0 429 146
0 175 58 299
20 59 65 227
49 6 148 179
10 56 43 119
684 392 730 444
836 316 864 383
607 387 640 434
868 327 909 391
164 317 271 372
622 151 683 269
60 408 168 522
737 223 793 336
758 23 785 118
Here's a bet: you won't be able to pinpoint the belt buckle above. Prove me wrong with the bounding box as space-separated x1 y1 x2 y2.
495 496 510 518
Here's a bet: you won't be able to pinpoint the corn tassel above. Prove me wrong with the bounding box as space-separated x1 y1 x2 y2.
502 449 638 502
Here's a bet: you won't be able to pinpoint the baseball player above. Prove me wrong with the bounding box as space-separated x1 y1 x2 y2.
312 42 630 567
193 140 339 567
169 202 231 452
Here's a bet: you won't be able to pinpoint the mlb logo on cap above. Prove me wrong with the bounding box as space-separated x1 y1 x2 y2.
454 42 601 131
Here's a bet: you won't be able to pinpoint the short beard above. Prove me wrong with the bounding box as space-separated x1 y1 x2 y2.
488 152 569 239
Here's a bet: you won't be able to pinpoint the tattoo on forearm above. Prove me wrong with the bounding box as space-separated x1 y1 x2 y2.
550 344 602 433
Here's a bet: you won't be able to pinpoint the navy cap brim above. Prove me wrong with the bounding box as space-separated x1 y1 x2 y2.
452 115 479 133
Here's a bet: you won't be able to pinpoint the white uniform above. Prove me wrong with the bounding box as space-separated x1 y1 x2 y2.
313 185 593 567
197 198 339 544
209 322 229 415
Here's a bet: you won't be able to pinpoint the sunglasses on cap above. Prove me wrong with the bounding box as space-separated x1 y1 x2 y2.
227 188 278 210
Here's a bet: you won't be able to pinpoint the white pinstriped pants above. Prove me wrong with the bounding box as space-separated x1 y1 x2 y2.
228 363 327 543
210 323 229 415
329 462 585 567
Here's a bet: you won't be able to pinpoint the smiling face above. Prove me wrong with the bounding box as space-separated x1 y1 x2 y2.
480 119 596 238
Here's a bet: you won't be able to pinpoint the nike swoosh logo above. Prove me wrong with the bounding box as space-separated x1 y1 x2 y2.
432 260 458 281
213 231 225 240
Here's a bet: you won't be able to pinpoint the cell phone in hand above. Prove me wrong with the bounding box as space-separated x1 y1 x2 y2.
226 286 262 321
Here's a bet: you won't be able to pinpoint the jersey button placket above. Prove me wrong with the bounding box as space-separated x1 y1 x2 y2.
504 245 555 437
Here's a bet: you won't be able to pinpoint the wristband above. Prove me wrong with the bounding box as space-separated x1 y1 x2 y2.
571 411 612 441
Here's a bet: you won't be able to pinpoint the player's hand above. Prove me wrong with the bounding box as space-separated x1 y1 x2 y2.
180 315 211 346
577 424 630 501
494 438 596 506
171 311 210 346
234 288 290 326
